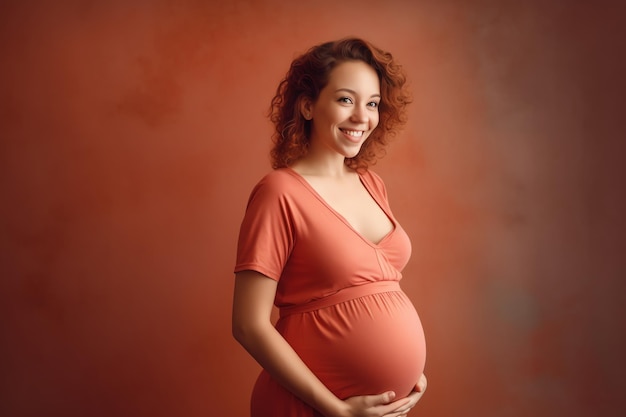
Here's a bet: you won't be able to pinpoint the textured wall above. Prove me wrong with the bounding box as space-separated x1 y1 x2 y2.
1 1 624 416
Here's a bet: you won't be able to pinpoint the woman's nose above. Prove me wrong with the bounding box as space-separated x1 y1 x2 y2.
350 105 368 122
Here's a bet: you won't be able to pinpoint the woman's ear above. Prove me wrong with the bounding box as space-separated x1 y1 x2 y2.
300 98 313 120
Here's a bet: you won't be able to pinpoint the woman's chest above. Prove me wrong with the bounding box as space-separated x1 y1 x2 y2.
300 175 394 245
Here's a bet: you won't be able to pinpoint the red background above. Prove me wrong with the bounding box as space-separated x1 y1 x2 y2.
1 1 625 416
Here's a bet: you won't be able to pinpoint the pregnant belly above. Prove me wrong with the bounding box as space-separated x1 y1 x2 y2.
277 288 426 400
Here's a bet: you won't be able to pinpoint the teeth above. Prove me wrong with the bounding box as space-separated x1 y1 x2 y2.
342 130 363 137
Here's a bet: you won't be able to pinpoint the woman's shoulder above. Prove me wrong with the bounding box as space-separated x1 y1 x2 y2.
360 168 383 179
255 168 300 189
359 168 386 186
359 168 389 197
247 168 302 200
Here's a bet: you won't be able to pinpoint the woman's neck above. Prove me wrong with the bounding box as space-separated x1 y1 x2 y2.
290 153 354 178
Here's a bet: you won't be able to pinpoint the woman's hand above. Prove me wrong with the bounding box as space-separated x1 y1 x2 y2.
339 374 427 417
341 391 412 417
382 374 427 417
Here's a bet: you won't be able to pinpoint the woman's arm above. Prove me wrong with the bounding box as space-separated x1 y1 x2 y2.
232 270 412 417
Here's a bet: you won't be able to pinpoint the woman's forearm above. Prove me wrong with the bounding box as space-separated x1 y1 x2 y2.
232 271 348 417
233 319 348 417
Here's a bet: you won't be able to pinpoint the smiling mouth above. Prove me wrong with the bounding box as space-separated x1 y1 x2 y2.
340 129 364 138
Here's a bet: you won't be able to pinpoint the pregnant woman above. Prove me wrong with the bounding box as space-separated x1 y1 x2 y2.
232 38 427 417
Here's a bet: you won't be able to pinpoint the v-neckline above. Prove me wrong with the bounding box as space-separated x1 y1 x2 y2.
284 167 396 247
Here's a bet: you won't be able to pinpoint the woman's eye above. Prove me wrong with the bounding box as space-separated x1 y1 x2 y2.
368 101 379 108
338 97 353 104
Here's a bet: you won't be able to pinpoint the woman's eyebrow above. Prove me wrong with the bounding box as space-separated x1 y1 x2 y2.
335 88 381 98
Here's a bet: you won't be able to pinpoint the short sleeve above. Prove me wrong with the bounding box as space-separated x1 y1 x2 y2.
234 173 295 281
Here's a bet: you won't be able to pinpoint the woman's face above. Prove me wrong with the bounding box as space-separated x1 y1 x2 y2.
305 60 380 159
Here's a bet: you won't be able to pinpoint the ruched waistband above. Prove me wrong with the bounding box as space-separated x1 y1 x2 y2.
279 280 401 318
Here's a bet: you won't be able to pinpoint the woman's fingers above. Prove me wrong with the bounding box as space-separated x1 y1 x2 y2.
387 375 428 416
385 391 419 415
359 390 396 407
345 381 428 417
414 373 428 393
345 391 408 416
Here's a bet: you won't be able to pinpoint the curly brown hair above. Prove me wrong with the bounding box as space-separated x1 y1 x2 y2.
269 37 412 170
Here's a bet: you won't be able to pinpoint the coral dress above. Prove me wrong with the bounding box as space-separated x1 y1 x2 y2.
235 168 426 417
